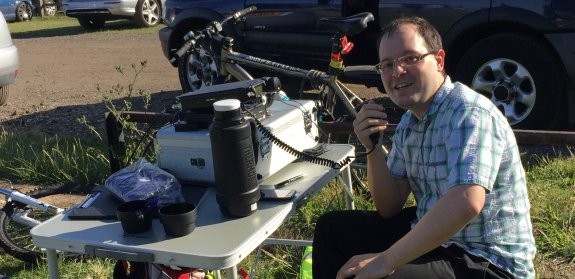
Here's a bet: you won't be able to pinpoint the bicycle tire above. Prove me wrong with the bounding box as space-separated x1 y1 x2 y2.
0 186 85 263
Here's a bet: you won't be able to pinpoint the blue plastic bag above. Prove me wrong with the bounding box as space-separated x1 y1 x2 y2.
105 158 185 206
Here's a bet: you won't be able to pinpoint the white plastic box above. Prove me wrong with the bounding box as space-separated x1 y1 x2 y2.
155 99 319 185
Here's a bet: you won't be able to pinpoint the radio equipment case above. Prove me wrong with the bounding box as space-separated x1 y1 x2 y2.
155 99 318 185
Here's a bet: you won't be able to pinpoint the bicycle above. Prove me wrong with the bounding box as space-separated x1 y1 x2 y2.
0 179 86 263
170 6 398 187
172 6 378 127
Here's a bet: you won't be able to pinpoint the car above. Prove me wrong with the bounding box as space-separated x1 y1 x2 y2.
62 0 164 30
159 0 575 130
0 10 19 106
0 0 34 22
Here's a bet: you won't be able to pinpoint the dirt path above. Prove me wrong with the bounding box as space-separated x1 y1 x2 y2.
1 32 182 137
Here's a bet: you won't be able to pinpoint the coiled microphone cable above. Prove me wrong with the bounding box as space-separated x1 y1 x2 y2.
244 103 353 170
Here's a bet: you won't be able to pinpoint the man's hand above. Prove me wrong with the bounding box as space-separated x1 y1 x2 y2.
353 100 389 151
336 252 394 279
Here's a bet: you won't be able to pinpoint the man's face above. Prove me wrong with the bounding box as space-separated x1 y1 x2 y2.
378 23 445 119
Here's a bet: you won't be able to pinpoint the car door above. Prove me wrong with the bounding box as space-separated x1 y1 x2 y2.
0 2 15 22
243 0 343 68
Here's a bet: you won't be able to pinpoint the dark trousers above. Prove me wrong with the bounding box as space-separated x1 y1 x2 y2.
312 207 514 279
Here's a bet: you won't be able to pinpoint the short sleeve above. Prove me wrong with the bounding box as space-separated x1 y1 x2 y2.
445 107 504 192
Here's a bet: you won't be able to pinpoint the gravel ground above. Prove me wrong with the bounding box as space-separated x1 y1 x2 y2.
1 32 182 137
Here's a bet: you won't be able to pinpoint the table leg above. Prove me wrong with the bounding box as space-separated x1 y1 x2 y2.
339 165 355 210
46 249 60 279
225 265 238 279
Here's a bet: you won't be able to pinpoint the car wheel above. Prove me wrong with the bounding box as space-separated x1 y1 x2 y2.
454 33 566 129
134 0 161 27
178 46 227 92
77 17 105 30
15 2 33 21
43 0 57 16
0 86 9 106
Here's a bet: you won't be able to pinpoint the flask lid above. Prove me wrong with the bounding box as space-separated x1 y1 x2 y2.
213 99 241 112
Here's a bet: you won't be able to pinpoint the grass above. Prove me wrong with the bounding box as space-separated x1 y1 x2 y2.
7 15 163 39
0 255 115 278
1 14 574 278
527 156 575 260
0 129 574 278
0 129 109 187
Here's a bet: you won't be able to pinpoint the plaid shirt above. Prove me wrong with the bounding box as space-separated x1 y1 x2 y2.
388 77 536 278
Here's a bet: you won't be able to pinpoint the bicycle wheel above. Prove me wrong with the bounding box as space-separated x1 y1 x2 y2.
0 187 84 263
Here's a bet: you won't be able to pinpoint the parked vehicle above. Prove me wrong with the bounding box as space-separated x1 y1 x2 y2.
159 0 575 130
62 0 164 30
0 11 19 106
0 0 34 22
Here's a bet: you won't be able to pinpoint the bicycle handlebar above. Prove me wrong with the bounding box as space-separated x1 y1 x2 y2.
170 6 258 64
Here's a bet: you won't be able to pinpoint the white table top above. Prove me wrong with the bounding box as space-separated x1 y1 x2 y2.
31 144 354 270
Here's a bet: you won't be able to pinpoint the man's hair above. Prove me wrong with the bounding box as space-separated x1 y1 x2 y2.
378 16 443 53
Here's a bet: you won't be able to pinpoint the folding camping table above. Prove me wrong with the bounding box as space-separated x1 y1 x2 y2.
31 144 356 279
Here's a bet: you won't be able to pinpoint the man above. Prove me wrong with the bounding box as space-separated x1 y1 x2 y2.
312 17 536 279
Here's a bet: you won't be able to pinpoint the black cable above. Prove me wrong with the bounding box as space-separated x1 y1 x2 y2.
253 115 351 169
243 103 352 170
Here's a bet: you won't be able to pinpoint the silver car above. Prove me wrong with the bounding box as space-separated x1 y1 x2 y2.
0 11 19 106
62 0 163 30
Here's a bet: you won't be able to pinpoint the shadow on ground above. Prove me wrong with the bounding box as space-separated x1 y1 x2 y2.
11 19 152 39
0 89 182 138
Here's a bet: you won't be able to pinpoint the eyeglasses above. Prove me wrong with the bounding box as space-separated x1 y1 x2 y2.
375 52 436 75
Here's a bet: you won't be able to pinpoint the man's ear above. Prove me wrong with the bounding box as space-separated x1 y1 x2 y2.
435 49 446 72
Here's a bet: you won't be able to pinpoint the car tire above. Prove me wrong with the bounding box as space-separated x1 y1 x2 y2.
15 2 33 21
134 0 161 28
77 17 105 30
0 86 9 106
177 45 246 93
43 0 58 16
454 33 566 129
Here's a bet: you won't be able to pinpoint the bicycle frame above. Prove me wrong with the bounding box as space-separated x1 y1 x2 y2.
0 187 63 227
217 47 363 119
1 181 86 263
176 9 374 123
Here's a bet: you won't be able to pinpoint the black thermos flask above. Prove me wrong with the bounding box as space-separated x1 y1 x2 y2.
209 99 260 217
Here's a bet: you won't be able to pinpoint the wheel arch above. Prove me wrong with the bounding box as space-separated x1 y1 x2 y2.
442 8 572 127
443 6 560 72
